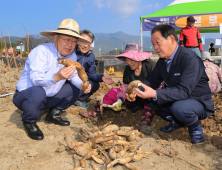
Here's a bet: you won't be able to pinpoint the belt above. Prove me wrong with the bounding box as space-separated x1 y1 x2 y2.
185 46 199 48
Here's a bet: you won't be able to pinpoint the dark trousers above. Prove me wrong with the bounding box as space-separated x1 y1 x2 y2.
13 81 80 123
156 99 209 125
78 80 100 101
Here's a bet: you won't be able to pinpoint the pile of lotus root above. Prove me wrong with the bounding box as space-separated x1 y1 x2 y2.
59 123 152 170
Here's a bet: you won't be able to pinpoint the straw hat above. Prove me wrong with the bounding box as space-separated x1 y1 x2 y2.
116 43 152 62
40 18 91 45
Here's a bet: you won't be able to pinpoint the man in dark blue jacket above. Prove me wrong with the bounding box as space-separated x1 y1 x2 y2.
128 25 214 145
74 29 114 108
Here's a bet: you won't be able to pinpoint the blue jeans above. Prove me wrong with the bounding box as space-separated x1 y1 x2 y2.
13 81 80 123
156 98 209 125
187 48 201 58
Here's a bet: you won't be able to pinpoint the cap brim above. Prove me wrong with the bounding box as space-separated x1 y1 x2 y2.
188 19 196 22
40 30 92 45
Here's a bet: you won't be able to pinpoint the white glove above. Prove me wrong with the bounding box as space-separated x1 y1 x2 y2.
112 98 123 111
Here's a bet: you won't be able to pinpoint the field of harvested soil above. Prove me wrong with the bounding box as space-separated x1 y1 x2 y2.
0 59 222 170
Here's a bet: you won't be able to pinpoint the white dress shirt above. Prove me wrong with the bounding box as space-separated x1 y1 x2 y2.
16 42 82 97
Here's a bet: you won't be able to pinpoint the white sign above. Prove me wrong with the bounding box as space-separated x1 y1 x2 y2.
16 46 21 49
220 23 222 34
215 39 221 46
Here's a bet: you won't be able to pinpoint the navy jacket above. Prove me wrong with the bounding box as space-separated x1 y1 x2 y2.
144 46 214 115
75 47 103 82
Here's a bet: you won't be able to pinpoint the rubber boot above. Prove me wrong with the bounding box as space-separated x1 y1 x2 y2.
157 110 183 133
139 107 155 135
188 120 205 144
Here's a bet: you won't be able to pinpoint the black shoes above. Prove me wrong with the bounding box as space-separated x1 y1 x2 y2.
23 121 44 140
45 107 70 126
23 108 69 140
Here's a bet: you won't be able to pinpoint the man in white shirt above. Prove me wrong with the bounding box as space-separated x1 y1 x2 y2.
13 19 92 140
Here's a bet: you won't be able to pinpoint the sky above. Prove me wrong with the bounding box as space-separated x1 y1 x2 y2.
0 0 221 39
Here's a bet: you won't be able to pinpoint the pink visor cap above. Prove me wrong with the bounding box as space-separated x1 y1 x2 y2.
115 43 152 62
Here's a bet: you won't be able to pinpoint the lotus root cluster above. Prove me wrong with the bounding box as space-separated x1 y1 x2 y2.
57 123 152 170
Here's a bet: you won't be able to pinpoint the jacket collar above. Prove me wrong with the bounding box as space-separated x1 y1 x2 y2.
171 45 183 66
76 46 92 56
186 25 195 29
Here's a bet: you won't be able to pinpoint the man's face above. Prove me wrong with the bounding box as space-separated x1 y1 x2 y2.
78 34 92 54
151 31 174 59
54 34 78 57
187 21 195 27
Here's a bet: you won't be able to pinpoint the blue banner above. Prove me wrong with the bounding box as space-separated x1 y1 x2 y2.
142 12 222 31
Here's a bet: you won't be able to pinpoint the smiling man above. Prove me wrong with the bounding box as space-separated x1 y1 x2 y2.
74 29 114 108
13 19 92 140
127 25 214 145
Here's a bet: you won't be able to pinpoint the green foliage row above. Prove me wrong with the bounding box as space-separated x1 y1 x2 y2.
107 49 125 55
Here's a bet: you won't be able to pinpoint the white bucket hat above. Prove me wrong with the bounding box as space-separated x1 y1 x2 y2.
40 18 91 45
201 51 213 61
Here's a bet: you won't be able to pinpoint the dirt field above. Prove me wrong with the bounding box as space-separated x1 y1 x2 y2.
0 60 222 170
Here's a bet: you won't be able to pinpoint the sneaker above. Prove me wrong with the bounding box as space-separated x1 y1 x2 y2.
73 100 88 108
79 111 98 121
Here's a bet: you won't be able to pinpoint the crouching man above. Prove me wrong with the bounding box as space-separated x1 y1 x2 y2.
128 25 214 144
13 19 92 140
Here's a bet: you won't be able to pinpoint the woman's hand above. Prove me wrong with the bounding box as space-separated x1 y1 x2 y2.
126 92 136 102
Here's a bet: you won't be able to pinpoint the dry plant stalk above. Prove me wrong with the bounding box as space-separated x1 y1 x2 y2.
23 23 29 55
1 31 2 51
4 38 7 52
0 109 10 113
13 56 18 69
8 26 11 47
154 149 203 170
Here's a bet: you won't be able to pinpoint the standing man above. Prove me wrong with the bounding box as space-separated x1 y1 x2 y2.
13 19 92 140
74 29 114 108
179 16 203 57
128 25 214 144
7 45 13 57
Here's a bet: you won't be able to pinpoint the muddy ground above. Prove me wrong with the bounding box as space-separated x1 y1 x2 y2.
0 60 222 170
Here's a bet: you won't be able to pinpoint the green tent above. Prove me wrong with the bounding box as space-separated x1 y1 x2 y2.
140 0 222 50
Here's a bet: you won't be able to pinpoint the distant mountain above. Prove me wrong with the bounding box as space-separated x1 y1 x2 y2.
93 31 153 54
1 36 21 44
2 33 221 54
93 31 222 55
